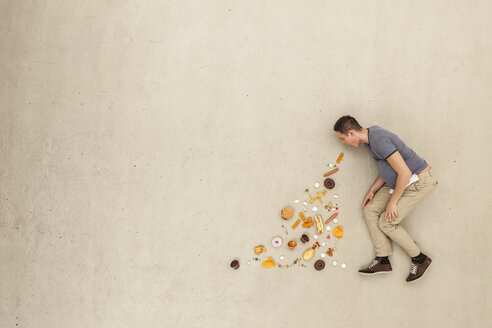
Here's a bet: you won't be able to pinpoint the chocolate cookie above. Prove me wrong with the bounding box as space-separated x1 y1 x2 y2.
324 178 335 189
314 259 325 271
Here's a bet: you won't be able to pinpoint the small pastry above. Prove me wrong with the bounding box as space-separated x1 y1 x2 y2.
230 260 240 270
281 207 294 220
271 236 283 248
300 234 309 243
288 241 297 250
324 178 335 189
314 259 325 271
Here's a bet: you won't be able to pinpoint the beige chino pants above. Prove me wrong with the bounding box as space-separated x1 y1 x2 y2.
362 169 439 257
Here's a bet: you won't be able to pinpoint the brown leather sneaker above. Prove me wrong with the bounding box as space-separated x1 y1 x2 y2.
406 256 432 283
359 258 392 275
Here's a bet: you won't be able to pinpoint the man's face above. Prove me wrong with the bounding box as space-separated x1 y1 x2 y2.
337 130 359 147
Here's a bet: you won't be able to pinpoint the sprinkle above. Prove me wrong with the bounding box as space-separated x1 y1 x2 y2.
280 255 285 260
248 261 251 265
309 201 313 204
305 189 309 193
303 201 307 206
333 194 339 198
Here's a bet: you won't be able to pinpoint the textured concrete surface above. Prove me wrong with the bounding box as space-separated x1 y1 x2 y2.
1 1 491 327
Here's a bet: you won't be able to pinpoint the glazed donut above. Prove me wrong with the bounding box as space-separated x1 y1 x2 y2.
324 178 335 189
314 259 325 271
271 236 283 248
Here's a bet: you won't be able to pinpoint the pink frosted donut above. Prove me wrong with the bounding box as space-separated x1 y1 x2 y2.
271 236 283 248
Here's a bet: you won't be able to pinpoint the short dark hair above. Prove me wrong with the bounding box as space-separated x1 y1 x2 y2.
333 115 363 135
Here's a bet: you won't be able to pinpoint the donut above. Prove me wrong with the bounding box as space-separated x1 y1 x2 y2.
324 178 335 189
271 236 283 248
314 259 325 271
281 207 294 220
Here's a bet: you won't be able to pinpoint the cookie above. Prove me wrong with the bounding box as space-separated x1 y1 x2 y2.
281 207 294 220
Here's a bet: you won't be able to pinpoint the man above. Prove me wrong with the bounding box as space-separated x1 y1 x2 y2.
333 115 438 283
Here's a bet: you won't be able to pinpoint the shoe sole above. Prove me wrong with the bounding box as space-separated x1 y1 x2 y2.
407 260 432 284
359 270 392 275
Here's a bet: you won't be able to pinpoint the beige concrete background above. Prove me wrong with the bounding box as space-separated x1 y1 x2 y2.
1 1 491 327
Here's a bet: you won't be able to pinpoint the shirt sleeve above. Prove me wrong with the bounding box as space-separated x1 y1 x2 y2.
374 136 398 160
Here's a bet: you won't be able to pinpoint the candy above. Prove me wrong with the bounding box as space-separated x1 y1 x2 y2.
332 260 338 266
341 263 347 269
262 257 276 268
314 182 320 188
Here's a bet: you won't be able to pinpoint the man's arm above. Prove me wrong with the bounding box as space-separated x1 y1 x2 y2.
370 175 385 193
386 151 412 203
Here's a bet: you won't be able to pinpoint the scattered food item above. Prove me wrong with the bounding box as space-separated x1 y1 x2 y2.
326 235 331 239
262 257 276 268
333 218 338 223
336 153 344 164
281 225 288 234
327 163 336 168
288 240 297 250
314 182 320 188
323 168 339 177
332 260 338 266
341 263 347 269
294 199 300 204
321 253 326 258
332 225 343 239
281 207 294 220
321 242 325 246
333 194 339 199
247 261 251 265
280 255 285 260
327 248 334 257
303 201 308 206
254 245 267 255
300 212 307 222
292 219 301 229
312 206 318 212
300 234 309 243
314 259 326 271
303 206 308 212
230 260 240 270
324 178 335 189
272 236 283 248
303 248 315 261
314 215 323 233
325 212 338 224
326 225 331 231
313 234 318 240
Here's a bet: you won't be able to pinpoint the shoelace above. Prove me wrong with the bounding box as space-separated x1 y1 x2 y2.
368 259 379 269
410 262 419 275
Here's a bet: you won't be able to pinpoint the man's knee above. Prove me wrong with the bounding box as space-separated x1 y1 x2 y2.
377 215 395 233
363 204 380 223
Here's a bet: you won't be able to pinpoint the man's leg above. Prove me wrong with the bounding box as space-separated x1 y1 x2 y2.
362 184 393 256
377 171 438 257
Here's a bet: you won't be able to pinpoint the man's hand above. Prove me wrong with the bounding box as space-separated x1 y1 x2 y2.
362 191 375 210
384 200 398 223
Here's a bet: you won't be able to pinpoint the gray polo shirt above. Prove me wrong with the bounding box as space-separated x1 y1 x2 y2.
364 125 428 189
